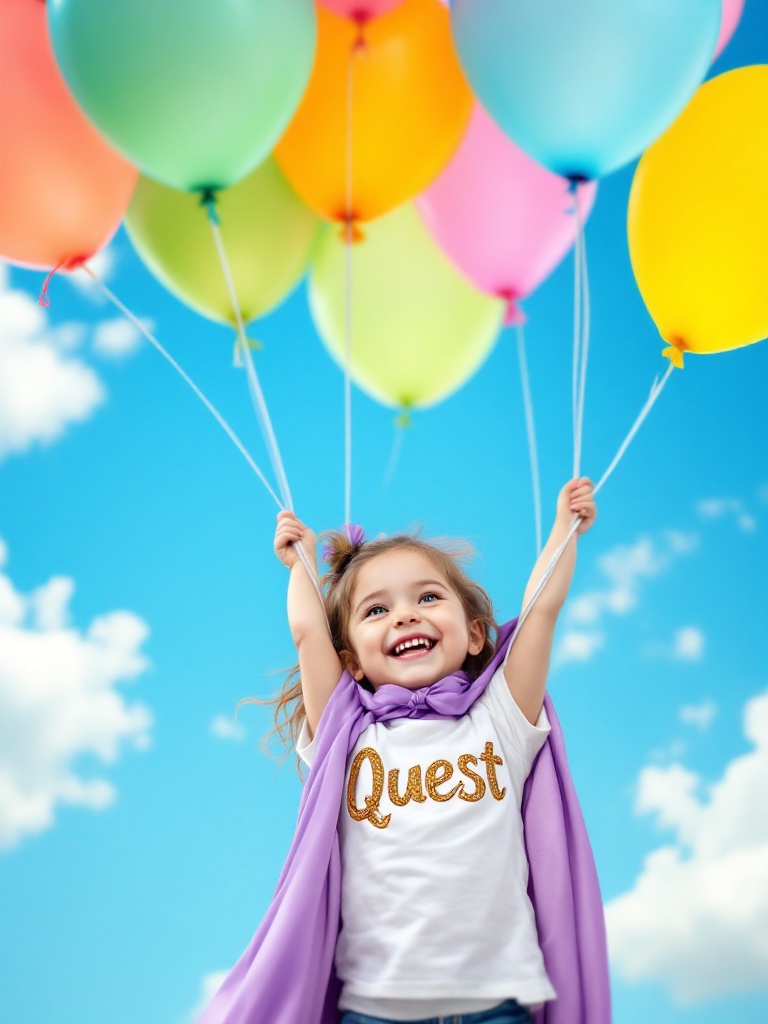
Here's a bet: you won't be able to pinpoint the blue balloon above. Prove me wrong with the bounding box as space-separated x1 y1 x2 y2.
451 0 721 180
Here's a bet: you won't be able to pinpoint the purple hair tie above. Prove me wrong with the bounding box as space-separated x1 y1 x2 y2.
321 523 366 564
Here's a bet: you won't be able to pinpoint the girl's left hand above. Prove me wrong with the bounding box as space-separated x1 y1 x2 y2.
557 477 597 536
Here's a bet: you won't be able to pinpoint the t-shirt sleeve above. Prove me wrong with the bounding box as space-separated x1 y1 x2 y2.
480 664 550 774
296 718 318 768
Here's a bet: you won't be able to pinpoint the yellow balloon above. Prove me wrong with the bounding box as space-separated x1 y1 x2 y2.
274 0 473 227
628 65 768 366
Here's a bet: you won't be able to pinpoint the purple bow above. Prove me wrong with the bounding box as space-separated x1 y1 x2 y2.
321 523 366 563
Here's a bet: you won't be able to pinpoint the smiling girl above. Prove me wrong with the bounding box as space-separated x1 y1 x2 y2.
260 476 598 1024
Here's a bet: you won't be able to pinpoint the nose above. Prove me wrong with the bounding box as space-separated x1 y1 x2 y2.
394 604 421 627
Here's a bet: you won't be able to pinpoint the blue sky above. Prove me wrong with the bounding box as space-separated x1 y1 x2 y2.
1 6 767 1024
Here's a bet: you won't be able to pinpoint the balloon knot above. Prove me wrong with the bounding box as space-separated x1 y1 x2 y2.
351 11 370 53
394 411 412 429
199 187 221 226
567 174 590 194
339 217 365 244
232 335 262 367
662 341 685 369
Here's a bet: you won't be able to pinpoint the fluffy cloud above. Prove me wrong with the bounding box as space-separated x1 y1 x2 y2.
210 714 245 741
672 626 705 661
0 540 153 852
554 530 699 666
696 497 757 533
92 316 147 358
606 689 768 1003
0 266 105 458
679 700 717 732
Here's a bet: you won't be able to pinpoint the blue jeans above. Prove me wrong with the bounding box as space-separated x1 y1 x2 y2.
339 999 533 1024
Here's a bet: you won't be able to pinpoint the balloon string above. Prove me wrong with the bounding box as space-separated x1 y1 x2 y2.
504 361 674 666
205 202 293 512
203 205 332 624
383 412 409 490
78 264 283 508
571 186 582 477
575 188 591 478
343 41 357 529
38 259 68 308
516 323 542 557
593 360 674 494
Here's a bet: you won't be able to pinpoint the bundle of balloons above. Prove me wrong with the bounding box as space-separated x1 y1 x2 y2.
1 0 766 417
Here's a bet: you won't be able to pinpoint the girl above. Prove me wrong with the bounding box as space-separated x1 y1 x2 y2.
200 478 608 1024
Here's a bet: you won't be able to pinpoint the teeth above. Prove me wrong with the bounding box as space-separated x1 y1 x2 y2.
393 638 433 656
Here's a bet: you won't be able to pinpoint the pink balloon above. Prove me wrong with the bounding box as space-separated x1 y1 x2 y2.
417 104 597 326
714 0 744 59
318 0 403 22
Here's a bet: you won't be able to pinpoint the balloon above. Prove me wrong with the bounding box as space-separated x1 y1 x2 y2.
319 1 403 22
47 0 316 192
714 0 744 59
0 0 136 270
418 104 598 326
125 159 320 327
628 66 768 364
275 0 473 226
451 0 721 180
309 203 504 409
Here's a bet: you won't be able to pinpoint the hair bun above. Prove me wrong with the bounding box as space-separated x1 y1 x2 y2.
320 523 366 578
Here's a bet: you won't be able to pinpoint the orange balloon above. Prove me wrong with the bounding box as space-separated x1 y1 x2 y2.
274 0 473 227
0 0 137 270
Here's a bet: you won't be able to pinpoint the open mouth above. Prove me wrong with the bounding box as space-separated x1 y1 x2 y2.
389 637 437 659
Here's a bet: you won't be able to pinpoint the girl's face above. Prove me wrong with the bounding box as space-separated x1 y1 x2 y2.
342 548 485 691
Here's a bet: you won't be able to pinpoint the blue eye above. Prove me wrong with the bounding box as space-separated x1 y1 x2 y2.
420 592 439 603
365 604 386 618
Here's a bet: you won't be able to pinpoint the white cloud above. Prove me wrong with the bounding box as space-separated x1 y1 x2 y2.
680 700 717 732
64 247 117 301
210 714 245 741
697 497 759 533
0 268 105 458
672 627 705 662
553 629 604 667
0 540 153 852
606 688 768 1003
555 530 698 666
92 317 148 358
189 970 229 1022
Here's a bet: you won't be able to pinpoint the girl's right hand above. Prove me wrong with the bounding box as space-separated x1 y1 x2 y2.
274 511 317 569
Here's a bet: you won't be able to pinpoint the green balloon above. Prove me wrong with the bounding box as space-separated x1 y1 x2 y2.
125 158 321 326
48 0 316 191
309 205 505 409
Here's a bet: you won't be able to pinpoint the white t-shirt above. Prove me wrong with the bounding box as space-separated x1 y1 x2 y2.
296 664 556 1021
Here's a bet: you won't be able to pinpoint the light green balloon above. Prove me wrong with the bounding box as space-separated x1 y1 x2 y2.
48 0 316 192
125 159 321 326
309 204 505 409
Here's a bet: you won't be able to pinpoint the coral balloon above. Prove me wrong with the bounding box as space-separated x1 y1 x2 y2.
47 0 316 192
319 1 403 21
125 159 320 327
309 203 504 409
418 104 597 325
714 0 744 59
275 0 473 226
0 0 136 270
451 0 720 180
628 66 768 364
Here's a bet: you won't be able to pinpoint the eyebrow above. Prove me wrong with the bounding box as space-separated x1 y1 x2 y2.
354 579 449 617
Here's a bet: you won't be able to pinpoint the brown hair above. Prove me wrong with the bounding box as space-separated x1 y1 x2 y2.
236 528 498 776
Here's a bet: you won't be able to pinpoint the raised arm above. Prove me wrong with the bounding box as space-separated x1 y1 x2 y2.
503 478 597 724
274 511 343 740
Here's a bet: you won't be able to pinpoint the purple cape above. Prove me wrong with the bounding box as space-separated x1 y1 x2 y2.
199 620 611 1024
